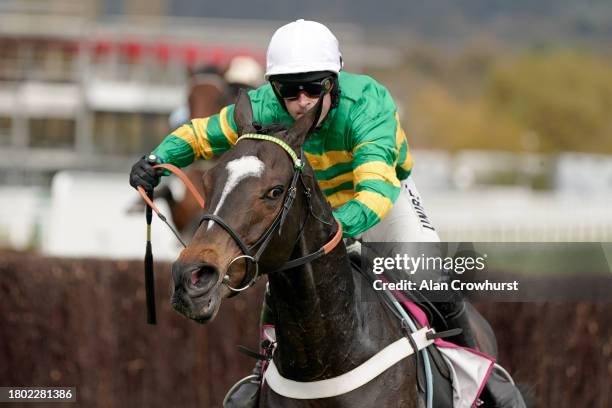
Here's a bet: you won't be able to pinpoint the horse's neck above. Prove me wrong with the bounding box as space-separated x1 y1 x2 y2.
267 192 397 381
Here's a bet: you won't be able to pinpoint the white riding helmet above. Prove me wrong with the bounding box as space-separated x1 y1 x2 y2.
265 19 343 79
224 56 264 87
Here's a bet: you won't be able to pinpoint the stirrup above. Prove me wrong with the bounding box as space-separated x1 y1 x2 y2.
481 365 527 408
493 363 516 385
222 374 260 407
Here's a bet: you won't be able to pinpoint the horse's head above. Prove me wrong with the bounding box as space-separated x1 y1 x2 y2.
170 90 324 323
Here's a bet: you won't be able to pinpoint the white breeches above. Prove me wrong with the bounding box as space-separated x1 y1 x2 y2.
361 175 440 243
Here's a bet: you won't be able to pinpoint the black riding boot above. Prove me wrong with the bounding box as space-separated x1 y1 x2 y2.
445 304 527 408
223 286 274 408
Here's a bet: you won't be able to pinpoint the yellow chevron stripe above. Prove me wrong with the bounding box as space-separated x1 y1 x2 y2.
395 113 404 147
173 125 201 159
400 150 413 172
192 118 213 159
304 150 353 171
354 161 401 187
394 113 403 166
220 106 238 145
395 113 413 172
326 189 355 209
317 172 354 190
352 141 373 154
355 190 393 220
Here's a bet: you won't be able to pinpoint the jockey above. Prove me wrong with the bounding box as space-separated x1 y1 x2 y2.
129 19 524 408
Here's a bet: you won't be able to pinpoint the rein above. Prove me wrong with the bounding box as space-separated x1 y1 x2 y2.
137 162 204 249
137 134 342 321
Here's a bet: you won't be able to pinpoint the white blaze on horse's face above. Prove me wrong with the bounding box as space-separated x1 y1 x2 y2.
208 155 265 231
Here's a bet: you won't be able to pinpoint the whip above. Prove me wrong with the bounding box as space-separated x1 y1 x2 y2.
136 161 205 324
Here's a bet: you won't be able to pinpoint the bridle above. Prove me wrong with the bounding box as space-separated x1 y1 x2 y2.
198 133 342 293
137 133 343 321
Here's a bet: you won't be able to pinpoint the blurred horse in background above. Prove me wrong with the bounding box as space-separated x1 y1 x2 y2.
128 58 264 240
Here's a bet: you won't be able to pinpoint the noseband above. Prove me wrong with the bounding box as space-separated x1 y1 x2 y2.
198 133 342 293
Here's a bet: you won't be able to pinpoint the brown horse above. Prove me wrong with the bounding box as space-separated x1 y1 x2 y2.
169 91 465 407
160 77 261 238
128 70 229 238
144 70 261 238
167 69 229 236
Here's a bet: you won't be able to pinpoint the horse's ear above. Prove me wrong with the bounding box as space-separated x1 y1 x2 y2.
285 95 324 149
233 88 256 135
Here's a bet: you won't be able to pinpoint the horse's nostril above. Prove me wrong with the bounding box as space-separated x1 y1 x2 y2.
191 264 218 287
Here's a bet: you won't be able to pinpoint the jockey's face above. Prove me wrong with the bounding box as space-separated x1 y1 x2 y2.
284 91 331 127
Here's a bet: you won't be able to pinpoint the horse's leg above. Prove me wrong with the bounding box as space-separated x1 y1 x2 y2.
125 197 147 214
153 184 173 202
125 185 173 214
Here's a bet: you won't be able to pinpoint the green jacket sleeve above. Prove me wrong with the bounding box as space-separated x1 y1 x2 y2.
152 104 239 167
332 84 402 237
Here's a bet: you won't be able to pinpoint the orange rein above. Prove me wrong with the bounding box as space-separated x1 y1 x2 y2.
136 162 343 257
136 163 205 216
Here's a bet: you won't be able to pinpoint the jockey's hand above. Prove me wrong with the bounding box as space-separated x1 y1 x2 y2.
129 154 162 192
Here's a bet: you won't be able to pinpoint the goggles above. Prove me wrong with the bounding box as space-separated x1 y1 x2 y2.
272 77 333 100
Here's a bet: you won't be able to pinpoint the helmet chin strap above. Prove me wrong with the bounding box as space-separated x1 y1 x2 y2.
309 90 325 133
326 74 340 109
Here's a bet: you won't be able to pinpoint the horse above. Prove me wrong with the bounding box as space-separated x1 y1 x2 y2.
167 76 263 236
127 68 228 238
129 63 264 238
169 90 500 407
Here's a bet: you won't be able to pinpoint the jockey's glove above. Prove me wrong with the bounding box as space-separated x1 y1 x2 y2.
129 154 163 192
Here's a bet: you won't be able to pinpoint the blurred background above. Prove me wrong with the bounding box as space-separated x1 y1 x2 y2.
1 0 612 255
1 1 611 407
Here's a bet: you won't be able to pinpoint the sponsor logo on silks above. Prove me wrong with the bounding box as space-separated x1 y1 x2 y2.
408 189 436 231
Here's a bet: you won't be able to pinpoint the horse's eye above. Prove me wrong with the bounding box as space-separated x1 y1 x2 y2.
266 186 284 200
